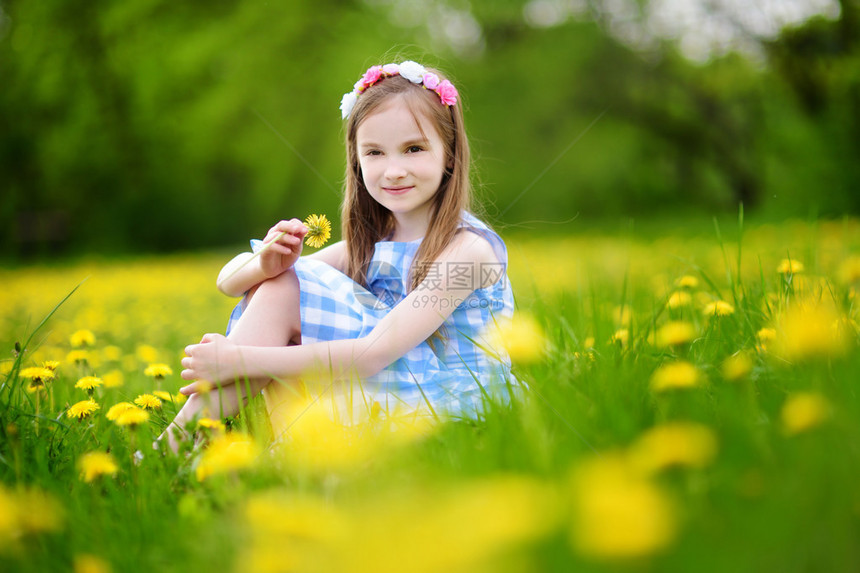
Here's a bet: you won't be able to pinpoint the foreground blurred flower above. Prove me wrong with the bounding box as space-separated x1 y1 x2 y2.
73 554 112 573
134 394 162 410
144 363 173 380
195 432 260 481
153 390 187 405
106 402 136 421
781 392 831 436
70 329 96 348
12 487 64 535
485 314 547 364
703 300 734 318
650 361 703 392
114 407 150 428
772 303 849 362
78 452 119 483
570 454 676 559
67 400 100 420
838 256 860 285
675 275 699 289
629 422 718 474
777 258 804 275
722 352 753 381
655 321 696 348
611 328 629 347
197 417 226 432
304 214 332 249
666 291 692 309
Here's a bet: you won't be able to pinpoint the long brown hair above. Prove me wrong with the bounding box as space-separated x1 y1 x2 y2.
342 68 472 292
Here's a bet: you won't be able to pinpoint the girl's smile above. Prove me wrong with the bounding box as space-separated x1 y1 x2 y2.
357 96 447 240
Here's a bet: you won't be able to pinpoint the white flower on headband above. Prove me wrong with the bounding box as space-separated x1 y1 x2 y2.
340 91 358 120
398 60 426 84
339 60 459 120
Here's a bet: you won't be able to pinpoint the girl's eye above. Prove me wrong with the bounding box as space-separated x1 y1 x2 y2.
365 150 382 156
407 146 423 153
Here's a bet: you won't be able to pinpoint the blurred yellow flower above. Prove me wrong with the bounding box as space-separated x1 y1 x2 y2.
67 400 100 420
101 345 123 362
655 321 696 348
756 327 777 344
195 432 260 481
629 422 718 474
650 361 702 392
777 258 804 274
13 487 64 534
144 363 173 379
304 214 332 249
102 369 124 388
197 417 226 432
722 352 753 381
106 402 136 421
703 300 734 317
78 452 119 483
114 407 150 428
134 394 162 410
66 350 90 365
666 291 692 309
781 392 831 436
773 304 849 362
75 376 103 392
485 314 547 364
611 328 629 347
73 554 112 573
135 344 160 364
70 329 96 348
570 454 676 559
675 275 699 289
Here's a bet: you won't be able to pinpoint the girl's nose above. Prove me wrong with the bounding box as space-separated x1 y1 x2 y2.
383 159 407 180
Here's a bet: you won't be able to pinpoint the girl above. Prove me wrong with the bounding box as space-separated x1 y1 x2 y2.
162 61 515 450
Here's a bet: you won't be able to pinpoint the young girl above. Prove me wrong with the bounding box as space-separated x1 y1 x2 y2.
162 61 515 449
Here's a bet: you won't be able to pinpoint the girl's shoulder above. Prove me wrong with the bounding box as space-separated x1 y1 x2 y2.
456 211 508 266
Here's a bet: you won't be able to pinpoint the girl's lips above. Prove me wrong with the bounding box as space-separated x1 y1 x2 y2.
383 186 413 195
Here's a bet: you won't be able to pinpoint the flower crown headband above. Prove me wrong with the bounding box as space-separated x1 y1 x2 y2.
340 60 459 120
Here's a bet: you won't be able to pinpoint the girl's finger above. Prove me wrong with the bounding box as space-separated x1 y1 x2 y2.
179 381 196 394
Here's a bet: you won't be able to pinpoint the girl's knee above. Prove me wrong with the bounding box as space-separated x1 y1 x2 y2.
247 268 300 303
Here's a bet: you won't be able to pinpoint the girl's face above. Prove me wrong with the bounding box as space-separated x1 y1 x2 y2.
356 96 447 236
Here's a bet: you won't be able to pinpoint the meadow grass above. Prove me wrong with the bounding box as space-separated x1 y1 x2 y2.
2 216 860 573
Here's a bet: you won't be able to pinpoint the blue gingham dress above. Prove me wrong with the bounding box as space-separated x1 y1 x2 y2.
226 212 515 418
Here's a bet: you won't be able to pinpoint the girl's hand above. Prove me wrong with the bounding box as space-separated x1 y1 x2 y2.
179 333 241 394
260 219 308 278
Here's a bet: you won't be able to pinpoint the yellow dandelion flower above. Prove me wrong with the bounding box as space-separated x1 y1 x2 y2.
105 402 136 421
304 214 332 249
66 350 90 365
666 291 692 309
42 360 61 372
756 327 777 344
773 304 849 362
583 336 595 349
777 258 804 274
73 554 112 573
75 376 103 392
134 394 162 410
197 417 226 432
650 361 702 392
655 321 696 348
144 363 173 379
629 422 718 475
114 407 150 427
485 314 547 364
14 488 64 534
78 452 119 483
722 352 753 381
102 369 124 388
135 344 160 364
101 345 122 362
703 300 734 317
70 329 96 348
21 366 55 384
781 392 831 436
611 328 629 347
675 275 699 289
67 400 100 420
570 454 677 559
195 432 260 481
153 390 174 403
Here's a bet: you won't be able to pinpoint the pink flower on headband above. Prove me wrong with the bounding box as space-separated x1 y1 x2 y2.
340 61 458 119
436 80 458 106
360 66 384 90
422 72 440 90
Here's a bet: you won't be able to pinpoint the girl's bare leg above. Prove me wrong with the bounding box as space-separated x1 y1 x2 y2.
159 269 302 452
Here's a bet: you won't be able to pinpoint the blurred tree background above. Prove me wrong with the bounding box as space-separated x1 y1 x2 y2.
1 0 858 259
